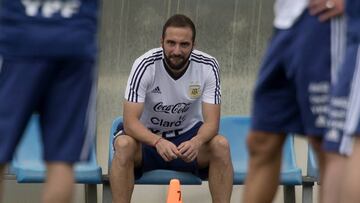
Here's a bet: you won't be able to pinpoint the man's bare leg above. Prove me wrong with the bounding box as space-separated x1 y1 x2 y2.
340 137 360 203
42 163 74 203
198 135 233 203
110 135 141 203
243 131 286 203
322 152 346 203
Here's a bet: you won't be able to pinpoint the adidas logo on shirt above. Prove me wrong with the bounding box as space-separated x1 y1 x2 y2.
151 86 162 94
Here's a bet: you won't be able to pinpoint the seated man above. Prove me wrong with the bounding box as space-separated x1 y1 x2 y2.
109 14 233 203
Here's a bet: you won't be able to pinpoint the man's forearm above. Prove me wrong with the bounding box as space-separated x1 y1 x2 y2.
124 119 160 146
190 122 219 145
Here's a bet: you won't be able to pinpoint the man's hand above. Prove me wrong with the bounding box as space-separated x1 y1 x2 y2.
177 139 202 163
309 0 344 22
155 138 181 162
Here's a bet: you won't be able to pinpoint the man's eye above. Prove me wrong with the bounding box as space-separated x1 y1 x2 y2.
167 41 176 46
181 43 190 48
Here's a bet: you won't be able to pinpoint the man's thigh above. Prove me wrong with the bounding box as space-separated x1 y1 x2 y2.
41 59 97 163
112 122 142 167
0 58 50 163
142 122 207 179
252 11 334 137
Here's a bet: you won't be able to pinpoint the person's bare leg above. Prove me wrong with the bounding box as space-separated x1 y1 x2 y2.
340 137 360 203
0 164 5 202
308 136 346 203
198 135 233 203
110 135 141 203
243 131 286 203
322 152 346 203
42 162 74 203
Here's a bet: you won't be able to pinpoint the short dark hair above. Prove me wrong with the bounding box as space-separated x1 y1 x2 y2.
162 14 196 43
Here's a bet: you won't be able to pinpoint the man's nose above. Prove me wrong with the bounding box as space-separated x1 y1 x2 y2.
173 44 181 55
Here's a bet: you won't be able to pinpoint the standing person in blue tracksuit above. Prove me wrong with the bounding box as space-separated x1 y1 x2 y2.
0 0 99 202
243 0 345 203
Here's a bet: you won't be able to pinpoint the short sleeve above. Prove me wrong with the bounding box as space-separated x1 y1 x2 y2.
124 58 152 103
202 58 221 104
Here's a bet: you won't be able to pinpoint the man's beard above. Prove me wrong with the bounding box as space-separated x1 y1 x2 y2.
164 54 190 70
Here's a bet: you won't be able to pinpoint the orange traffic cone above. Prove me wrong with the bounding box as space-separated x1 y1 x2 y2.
166 179 183 203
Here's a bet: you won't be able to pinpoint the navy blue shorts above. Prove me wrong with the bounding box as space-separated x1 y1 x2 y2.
114 122 209 180
251 10 337 136
0 57 97 163
323 40 360 154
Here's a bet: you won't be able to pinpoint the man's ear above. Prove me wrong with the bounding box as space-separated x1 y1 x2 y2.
160 38 164 46
191 42 195 52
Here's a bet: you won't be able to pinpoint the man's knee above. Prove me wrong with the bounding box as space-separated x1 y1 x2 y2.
209 135 231 158
247 131 285 161
113 135 138 163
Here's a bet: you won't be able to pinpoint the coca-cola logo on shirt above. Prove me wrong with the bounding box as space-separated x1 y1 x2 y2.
153 102 191 114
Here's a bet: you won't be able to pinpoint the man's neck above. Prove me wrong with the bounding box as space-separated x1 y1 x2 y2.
163 60 190 80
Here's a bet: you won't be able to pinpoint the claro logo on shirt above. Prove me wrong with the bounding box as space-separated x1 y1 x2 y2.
21 0 81 18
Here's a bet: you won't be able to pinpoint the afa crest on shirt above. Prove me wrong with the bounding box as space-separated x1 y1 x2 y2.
188 85 201 99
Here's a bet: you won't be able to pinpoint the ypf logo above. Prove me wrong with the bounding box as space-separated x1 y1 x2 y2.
21 0 81 18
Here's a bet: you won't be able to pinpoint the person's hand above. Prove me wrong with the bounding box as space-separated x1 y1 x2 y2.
177 139 201 163
309 0 344 22
154 138 180 162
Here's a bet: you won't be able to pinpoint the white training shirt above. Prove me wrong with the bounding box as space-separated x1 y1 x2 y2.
274 0 309 29
125 48 221 138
